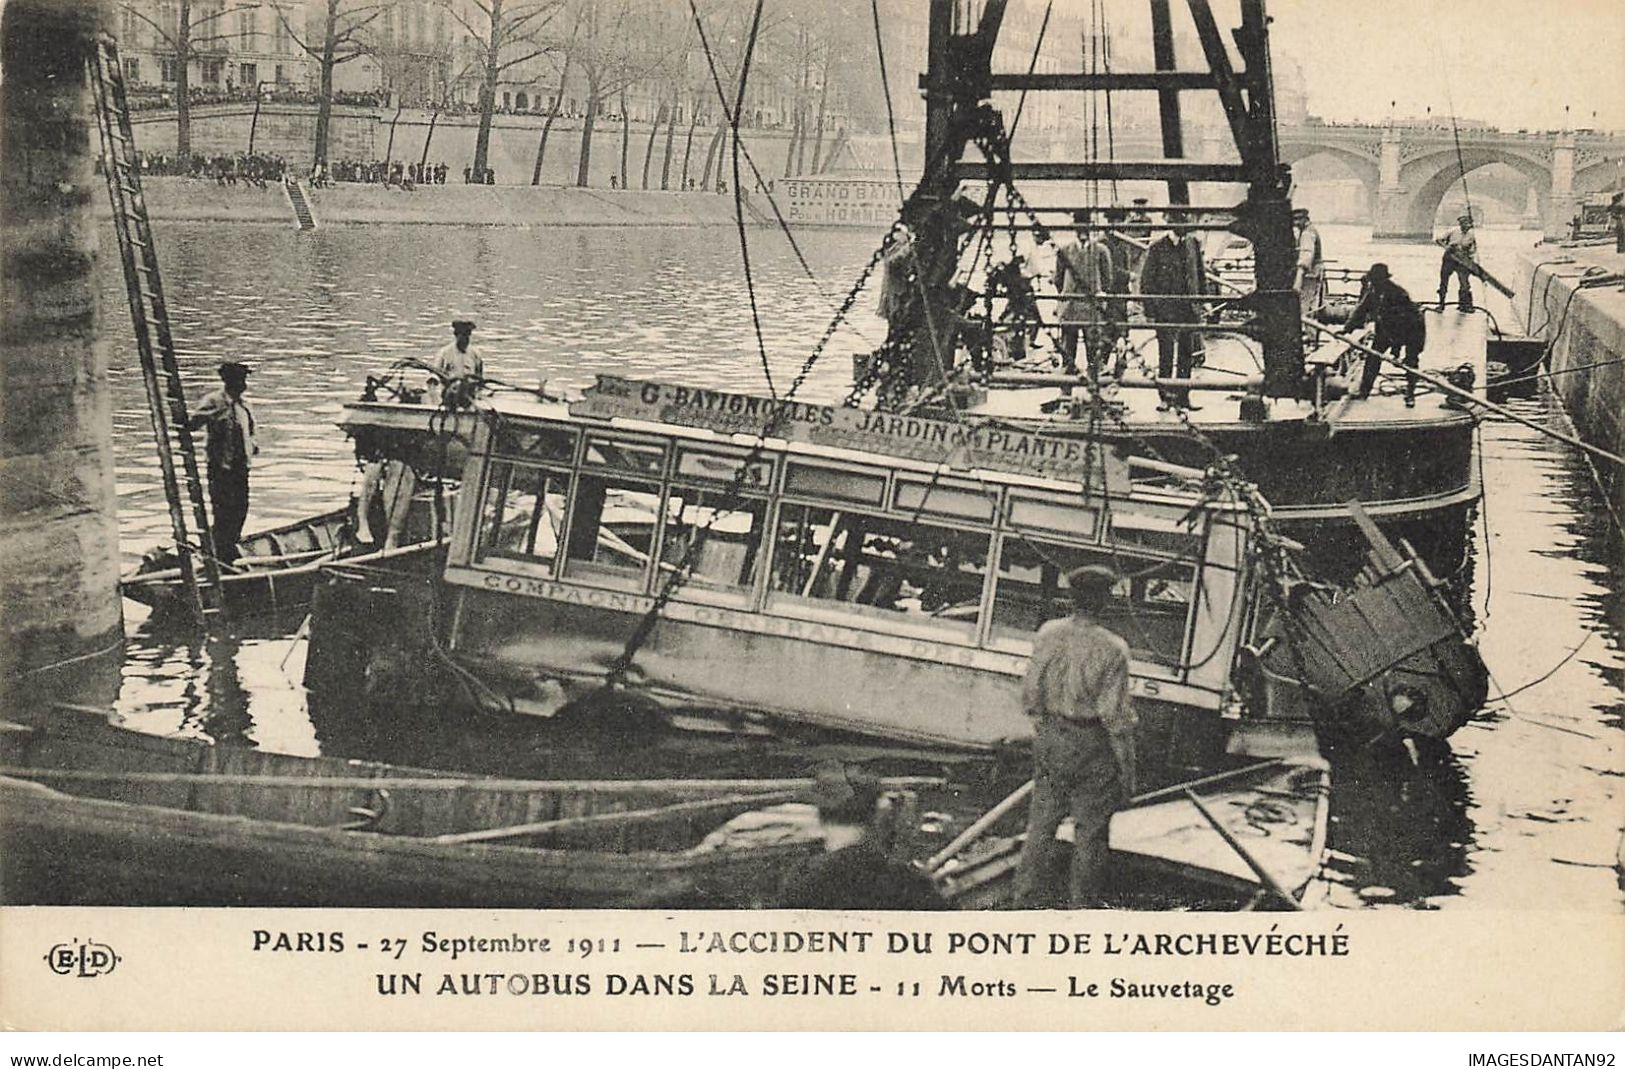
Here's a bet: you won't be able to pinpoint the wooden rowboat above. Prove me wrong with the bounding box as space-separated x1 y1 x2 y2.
0 708 935 908
931 757 1331 910
120 500 446 619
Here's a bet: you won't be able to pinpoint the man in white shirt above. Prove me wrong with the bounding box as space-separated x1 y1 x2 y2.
187 361 257 563
1292 207 1325 317
1435 212 1478 311
430 319 483 407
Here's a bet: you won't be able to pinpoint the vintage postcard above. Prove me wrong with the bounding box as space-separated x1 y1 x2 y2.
1 0 1621 1035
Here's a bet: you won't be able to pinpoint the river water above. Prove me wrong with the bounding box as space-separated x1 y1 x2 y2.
98 218 1622 911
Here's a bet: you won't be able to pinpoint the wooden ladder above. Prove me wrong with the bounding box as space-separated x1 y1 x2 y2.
88 36 226 628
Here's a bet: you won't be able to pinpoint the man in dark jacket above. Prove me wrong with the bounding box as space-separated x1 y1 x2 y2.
775 763 946 910
1342 262 1427 405
1137 228 1206 410
187 361 257 562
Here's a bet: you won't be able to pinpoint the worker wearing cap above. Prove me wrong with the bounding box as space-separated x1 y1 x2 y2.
187 361 258 563
775 762 946 910
1291 207 1325 317
1125 196 1153 241
1435 212 1477 311
430 319 483 408
1341 262 1427 405
1013 564 1136 909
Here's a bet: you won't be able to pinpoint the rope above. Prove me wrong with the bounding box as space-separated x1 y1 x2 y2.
686 1 833 310
870 0 906 205
1488 632 1594 704
728 0 774 398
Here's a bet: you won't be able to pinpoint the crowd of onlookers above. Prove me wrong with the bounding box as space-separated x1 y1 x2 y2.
309 159 453 188
127 85 389 112
121 149 289 186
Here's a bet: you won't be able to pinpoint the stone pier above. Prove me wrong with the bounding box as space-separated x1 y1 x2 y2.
0 0 124 711
1513 242 1625 530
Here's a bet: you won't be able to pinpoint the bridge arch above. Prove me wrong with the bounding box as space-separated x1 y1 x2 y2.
1399 147 1551 236
1574 158 1625 197
1280 143 1380 218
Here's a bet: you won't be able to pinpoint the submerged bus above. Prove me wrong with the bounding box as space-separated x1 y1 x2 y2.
320 377 1262 760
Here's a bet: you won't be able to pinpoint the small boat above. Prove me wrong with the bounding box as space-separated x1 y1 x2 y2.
0 707 941 908
119 502 449 619
931 757 1331 911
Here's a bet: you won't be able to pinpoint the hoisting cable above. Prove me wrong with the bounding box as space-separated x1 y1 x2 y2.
687 0 856 327
727 0 775 398
870 0 907 206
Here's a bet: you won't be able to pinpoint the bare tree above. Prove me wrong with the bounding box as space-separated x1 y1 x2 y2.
120 0 258 158
274 0 396 166
565 0 673 188
441 0 563 180
530 5 582 185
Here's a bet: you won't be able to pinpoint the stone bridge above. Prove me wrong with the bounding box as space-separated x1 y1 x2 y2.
1271 122 1625 239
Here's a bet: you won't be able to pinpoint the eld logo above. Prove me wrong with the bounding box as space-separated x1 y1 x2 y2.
45 939 121 978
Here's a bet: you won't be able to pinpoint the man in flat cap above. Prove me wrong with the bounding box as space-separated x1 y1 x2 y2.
1292 207 1325 319
187 361 257 563
430 319 483 408
775 762 945 910
1013 564 1136 908
1434 212 1477 311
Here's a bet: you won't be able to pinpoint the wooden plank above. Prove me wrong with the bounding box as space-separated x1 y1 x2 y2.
430 790 804 846
0 766 938 795
1183 788 1304 909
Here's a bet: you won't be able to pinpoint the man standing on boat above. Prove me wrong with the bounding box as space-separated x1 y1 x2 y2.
1341 262 1426 406
1013 565 1136 909
1051 210 1118 383
187 361 257 564
430 319 483 408
1435 212 1477 311
1138 225 1206 410
1292 207 1325 318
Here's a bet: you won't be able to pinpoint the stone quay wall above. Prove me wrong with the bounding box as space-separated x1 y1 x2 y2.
105 177 774 227
129 103 821 191
1514 243 1625 526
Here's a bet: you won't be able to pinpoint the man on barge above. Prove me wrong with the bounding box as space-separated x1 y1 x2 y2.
430 319 483 408
1342 262 1427 406
1435 212 1478 311
187 361 257 564
1013 565 1136 909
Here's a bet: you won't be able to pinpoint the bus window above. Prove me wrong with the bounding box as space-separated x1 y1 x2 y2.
493 425 576 463
1106 506 1203 556
1007 490 1101 541
661 487 767 602
784 461 887 506
584 436 666 477
562 472 661 591
477 461 569 566
893 477 995 522
988 536 1194 665
768 504 989 640
675 449 773 490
